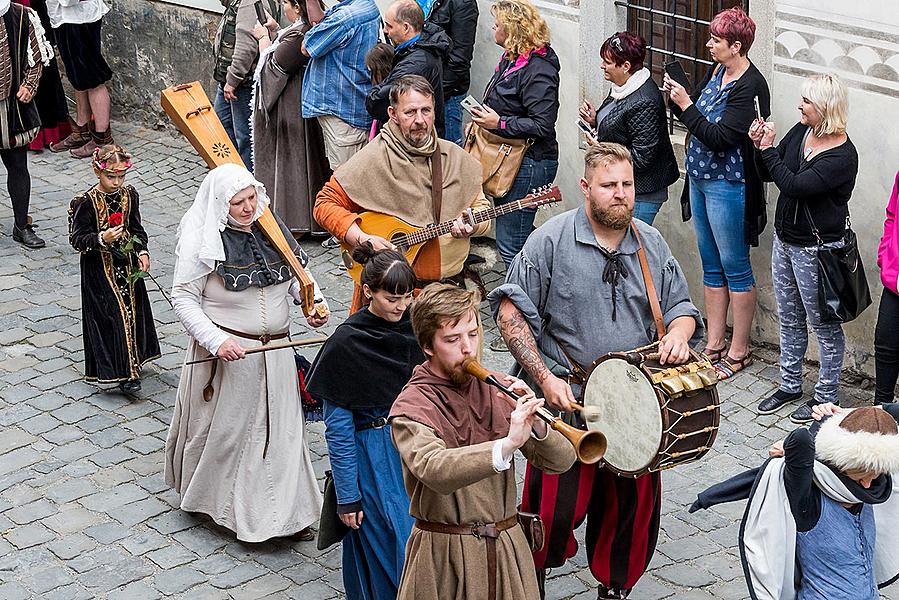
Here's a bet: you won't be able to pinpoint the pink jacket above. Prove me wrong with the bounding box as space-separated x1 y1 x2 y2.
878 170 899 295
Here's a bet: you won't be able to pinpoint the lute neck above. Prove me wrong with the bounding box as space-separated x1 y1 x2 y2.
396 198 536 249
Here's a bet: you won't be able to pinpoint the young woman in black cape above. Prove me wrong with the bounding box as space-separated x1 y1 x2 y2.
307 243 423 599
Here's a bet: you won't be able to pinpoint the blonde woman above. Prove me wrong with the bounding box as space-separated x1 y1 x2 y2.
470 0 559 267
749 74 858 423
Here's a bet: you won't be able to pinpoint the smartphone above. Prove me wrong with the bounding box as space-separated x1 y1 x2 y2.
460 95 484 115
253 0 266 25
576 118 597 143
664 60 691 90
753 96 762 120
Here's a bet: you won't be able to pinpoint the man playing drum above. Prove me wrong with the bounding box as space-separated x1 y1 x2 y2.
488 142 704 599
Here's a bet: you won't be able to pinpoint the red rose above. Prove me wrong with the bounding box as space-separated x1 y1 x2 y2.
108 212 124 227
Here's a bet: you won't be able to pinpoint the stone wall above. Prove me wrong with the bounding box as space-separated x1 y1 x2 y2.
102 0 221 124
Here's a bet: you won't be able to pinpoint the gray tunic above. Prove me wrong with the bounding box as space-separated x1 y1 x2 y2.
488 208 703 377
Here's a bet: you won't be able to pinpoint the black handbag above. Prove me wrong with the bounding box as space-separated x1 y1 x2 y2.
803 204 871 324
316 470 349 550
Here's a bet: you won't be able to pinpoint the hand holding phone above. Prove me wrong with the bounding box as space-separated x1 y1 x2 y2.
664 60 691 91
577 119 597 145
460 95 484 115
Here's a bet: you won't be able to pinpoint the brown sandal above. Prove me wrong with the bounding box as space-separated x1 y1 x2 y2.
714 352 754 380
702 345 727 363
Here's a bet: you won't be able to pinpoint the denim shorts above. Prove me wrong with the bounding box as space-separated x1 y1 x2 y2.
688 177 754 292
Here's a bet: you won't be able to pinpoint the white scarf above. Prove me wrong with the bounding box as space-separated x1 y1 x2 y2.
741 458 899 600
609 67 651 100
0 0 10 17
173 164 270 287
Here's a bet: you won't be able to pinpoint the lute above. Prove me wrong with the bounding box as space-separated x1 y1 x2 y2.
339 185 562 283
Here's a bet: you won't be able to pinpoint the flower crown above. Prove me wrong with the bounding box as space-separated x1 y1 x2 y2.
92 145 134 174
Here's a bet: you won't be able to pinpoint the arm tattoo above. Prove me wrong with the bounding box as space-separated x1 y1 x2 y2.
497 300 551 384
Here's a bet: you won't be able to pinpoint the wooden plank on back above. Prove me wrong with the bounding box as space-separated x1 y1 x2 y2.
160 82 243 169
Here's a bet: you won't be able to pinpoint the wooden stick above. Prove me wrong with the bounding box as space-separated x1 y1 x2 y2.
185 336 328 365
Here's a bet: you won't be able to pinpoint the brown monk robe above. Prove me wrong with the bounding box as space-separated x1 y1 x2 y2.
389 362 576 600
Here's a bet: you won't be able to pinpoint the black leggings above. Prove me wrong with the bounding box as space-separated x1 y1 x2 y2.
875 287 899 404
1 147 30 229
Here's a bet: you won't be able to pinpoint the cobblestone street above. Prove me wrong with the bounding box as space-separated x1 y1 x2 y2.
0 123 893 599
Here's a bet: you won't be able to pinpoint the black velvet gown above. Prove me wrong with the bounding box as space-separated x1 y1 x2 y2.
69 185 161 382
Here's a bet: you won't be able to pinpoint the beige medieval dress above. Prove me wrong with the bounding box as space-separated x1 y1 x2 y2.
389 364 577 600
165 274 322 542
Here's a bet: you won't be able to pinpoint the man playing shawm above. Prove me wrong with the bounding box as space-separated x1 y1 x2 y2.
389 283 576 600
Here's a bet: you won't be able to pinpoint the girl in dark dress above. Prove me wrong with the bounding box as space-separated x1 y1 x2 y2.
68 144 160 394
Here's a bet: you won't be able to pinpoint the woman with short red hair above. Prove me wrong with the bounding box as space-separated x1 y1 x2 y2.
663 6 770 381
579 31 678 224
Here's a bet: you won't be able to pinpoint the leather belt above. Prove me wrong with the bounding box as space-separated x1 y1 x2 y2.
217 324 289 345
415 515 518 600
355 417 387 432
201 323 290 459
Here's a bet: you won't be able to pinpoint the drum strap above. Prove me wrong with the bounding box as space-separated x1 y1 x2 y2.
630 223 667 339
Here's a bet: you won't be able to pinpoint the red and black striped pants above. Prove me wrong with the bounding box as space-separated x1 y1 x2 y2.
521 460 661 590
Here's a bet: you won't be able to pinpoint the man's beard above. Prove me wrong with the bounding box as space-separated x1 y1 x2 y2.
403 126 431 148
591 202 632 230
449 365 471 386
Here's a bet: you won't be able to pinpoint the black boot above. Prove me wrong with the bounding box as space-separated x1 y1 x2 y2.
13 224 45 249
119 379 141 395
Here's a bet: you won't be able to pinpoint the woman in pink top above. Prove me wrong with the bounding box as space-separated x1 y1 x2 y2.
875 170 899 404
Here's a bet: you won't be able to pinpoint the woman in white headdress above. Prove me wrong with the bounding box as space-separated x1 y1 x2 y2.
165 164 327 543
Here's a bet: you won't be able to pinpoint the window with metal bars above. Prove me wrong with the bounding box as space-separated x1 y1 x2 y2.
614 0 749 129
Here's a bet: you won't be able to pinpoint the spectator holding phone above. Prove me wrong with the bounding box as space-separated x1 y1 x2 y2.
579 32 678 225
471 0 559 268
749 74 857 423
662 6 770 380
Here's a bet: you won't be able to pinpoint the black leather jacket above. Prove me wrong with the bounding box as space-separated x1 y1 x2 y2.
593 76 679 196
427 0 478 98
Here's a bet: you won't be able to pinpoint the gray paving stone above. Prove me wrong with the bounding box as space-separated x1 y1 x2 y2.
173 525 229 557
43 582 94 600
107 581 162 600
42 507 104 535
147 509 207 535
5 498 57 524
4 522 54 548
146 543 198 568
79 483 147 512
228 573 292 599
209 563 268 589
153 565 207 595
25 565 75 594
120 529 170 556
0 582 30 600
47 533 97 560
83 521 130 544
46 479 99 504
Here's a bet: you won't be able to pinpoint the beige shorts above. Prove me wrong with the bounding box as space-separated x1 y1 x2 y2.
317 115 368 169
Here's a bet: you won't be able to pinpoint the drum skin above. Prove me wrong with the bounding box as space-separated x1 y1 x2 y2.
581 357 662 474
581 350 720 478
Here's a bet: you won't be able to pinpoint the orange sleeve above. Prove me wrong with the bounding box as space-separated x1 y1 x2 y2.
313 176 363 241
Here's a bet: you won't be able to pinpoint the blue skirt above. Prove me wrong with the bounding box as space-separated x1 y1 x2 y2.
342 424 414 600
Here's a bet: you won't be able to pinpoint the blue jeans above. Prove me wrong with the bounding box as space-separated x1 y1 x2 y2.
633 188 668 225
214 83 254 172
689 177 754 292
494 156 559 266
443 94 463 144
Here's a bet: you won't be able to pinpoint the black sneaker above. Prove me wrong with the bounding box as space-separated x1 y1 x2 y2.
321 235 340 249
119 380 141 395
790 403 816 424
489 337 509 353
12 225 45 249
598 586 630 599
757 389 803 414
